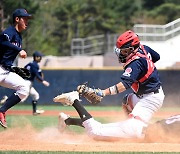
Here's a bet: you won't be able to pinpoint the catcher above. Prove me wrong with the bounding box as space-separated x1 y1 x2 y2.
21 51 50 115
53 30 165 140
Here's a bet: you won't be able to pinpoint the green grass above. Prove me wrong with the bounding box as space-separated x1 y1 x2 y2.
6 115 58 130
10 104 123 111
10 103 180 112
1 104 110 133
2 114 108 134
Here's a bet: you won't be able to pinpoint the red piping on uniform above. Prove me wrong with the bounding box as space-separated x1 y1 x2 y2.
124 45 155 93
129 113 146 123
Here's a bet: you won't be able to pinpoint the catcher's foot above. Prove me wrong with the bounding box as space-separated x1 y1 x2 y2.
58 112 70 133
53 91 79 106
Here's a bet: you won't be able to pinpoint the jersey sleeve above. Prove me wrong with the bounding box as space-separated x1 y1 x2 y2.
0 33 21 52
35 71 44 82
31 64 44 82
143 45 160 63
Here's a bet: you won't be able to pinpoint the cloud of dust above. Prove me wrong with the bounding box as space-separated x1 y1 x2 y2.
0 118 91 146
1 115 180 144
36 127 92 144
144 122 180 143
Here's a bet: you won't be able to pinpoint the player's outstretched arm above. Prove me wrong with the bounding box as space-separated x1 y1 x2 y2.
103 82 126 96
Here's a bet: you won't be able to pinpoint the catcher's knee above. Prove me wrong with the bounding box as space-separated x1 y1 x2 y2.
122 93 134 116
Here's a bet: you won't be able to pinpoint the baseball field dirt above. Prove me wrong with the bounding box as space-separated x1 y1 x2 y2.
0 110 180 152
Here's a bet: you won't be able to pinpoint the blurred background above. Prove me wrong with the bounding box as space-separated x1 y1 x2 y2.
0 0 180 106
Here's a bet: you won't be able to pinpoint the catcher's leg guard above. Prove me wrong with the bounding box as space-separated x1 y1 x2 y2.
53 91 80 106
122 93 134 116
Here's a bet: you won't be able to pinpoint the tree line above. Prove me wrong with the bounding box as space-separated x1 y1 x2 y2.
1 0 180 56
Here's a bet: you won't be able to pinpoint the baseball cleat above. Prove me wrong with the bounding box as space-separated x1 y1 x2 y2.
0 112 7 128
33 109 45 115
58 112 70 133
53 91 80 106
36 109 45 114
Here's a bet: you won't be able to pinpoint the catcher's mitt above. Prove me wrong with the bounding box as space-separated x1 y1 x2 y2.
10 67 31 79
77 83 103 104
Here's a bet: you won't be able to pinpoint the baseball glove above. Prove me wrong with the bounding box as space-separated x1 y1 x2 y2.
77 83 103 104
10 67 31 79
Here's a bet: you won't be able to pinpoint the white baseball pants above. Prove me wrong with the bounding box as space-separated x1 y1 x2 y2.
21 80 39 102
0 66 29 100
83 87 165 139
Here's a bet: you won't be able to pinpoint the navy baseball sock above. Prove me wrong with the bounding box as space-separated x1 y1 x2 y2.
72 99 92 122
0 93 21 112
65 118 84 127
32 101 37 113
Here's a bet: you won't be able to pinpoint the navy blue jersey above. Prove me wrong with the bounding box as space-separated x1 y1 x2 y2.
24 61 43 82
0 26 22 67
121 45 161 95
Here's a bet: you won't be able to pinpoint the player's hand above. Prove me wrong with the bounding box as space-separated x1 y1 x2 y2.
42 80 50 87
77 84 104 104
19 50 27 58
94 88 105 97
77 84 105 97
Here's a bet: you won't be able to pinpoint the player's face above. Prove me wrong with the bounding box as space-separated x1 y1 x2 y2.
35 56 42 63
120 47 134 56
16 17 29 32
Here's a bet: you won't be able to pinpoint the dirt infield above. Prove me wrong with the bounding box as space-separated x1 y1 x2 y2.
0 110 180 152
